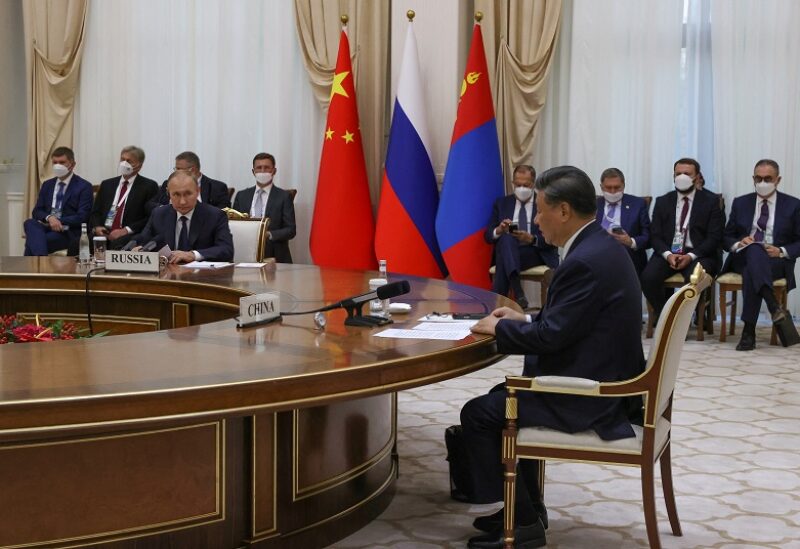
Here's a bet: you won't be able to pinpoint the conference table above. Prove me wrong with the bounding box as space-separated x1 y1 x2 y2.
0 257 510 549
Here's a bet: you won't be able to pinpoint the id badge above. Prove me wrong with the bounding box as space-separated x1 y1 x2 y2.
104 206 117 229
670 230 684 254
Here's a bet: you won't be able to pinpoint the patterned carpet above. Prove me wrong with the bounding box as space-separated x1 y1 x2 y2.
333 325 800 548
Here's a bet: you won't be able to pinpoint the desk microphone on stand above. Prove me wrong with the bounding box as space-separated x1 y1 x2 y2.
281 280 411 327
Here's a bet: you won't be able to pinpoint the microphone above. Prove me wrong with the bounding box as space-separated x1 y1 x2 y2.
282 280 411 326
121 240 138 251
141 239 161 252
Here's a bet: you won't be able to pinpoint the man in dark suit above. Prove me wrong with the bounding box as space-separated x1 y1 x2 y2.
135 171 233 263
464 166 646 549
641 158 725 323
24 147 93 256
85 146 159 252
596 167 651 275
231 152 296 263
146 151 231 214
722 159 800 350
485 165 558 309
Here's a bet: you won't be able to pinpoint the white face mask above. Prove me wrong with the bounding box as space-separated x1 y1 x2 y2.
603 191 623 204
255 172 273 185
52 163 70 178
118 160 134 177
674 174 694 192
755 182 776 197
514 186 533 202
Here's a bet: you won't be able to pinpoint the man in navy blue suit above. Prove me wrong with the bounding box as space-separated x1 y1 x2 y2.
135 171 234 263
485 165 558 309
463 166 645 549
24 147 93 256
722 159 800 350
146 151 231 214
641 158 725 324
595 167 651 275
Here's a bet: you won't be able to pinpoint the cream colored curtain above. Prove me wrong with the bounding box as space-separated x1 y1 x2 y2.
22 0 88 215
476 0 562 188
294 0 389 204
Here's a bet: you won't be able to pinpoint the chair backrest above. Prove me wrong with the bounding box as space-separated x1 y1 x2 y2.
643 195 652 210
646 264 711 421
287 188 297 202
228 187 235 201
228 217 269 263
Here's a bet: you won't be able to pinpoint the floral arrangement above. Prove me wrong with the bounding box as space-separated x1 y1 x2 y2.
0 314 88 344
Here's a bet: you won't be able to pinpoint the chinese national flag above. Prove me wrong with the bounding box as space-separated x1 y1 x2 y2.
309 30 377 270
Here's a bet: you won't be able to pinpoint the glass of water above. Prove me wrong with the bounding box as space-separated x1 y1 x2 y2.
93 236 107 263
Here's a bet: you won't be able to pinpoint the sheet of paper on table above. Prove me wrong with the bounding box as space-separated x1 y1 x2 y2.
374 328 473 340
181 261 234 269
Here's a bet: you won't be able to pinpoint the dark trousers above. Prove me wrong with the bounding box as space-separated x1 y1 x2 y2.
492 234 547 296
23 219 73 256
641 253 717 318
460 383 541 507
729 245 786 323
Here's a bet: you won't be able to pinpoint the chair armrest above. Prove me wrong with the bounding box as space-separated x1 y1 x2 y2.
506 375 600 395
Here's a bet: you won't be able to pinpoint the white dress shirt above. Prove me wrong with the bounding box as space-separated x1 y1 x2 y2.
249 184 272 219
108 174 137 233
662 189 697 260
493 199 534 238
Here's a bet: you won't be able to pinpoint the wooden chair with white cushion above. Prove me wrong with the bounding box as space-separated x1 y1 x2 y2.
646 272 712 341
226 215 269 263
716 272 787 345
501 264 711 549
488 265 552 308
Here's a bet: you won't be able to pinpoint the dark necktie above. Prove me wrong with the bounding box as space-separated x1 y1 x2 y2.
678 196 690 234
754 199 769 242
178 216 190 251
110 181 129 231
518 202 529 233
54 181 66 212
602 203 617 230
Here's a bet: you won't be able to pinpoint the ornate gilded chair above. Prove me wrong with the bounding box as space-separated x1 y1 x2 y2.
223 208 269 263
501 264 711 549
716 272 787 345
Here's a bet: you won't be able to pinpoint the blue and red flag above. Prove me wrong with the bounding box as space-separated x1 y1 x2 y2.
375 21 446 278
435 23 504 289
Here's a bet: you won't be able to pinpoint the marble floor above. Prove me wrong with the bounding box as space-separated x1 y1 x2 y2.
333 325 800 548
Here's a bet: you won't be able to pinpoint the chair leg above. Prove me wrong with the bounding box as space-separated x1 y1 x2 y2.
770 287 788 346
719 286 728 342
706 286 715 335
504 460 517 549
659 443 682 537
641 462 662 549
646 301 654 338
696 292 705 341
730 290 737 336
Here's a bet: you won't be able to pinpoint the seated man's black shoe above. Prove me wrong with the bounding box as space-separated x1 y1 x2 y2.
736 330 756 351
473 503 549 533
467 518 546 549
772 308 800 347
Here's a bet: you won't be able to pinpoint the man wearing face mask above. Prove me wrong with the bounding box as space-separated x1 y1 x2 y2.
231 152 296 263
147 151 231 214
641 157 725 324
485 165 558 309
85 146 159 252
595 167 651 275
721 159 800 350
24 147 93 256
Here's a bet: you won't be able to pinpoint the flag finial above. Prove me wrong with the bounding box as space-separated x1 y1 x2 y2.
407 10 415 22
340 14 349 26
474 11 483 22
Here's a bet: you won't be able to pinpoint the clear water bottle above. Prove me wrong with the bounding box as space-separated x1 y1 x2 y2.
377 259 391 317
79 223 91 264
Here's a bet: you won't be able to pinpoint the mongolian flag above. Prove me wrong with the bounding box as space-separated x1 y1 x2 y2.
374 21 446 278
434 23 504 289
309 29 377 270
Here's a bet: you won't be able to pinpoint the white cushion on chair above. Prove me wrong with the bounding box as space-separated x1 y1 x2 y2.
517 416 671 455
229 218 267 263
717 272 786 287
664 273 684 284
520 265 550 277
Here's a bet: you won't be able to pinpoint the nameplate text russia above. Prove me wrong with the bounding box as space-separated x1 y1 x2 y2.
105 251 161 273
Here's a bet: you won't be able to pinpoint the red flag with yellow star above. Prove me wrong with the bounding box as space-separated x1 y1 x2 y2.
310 30 377 270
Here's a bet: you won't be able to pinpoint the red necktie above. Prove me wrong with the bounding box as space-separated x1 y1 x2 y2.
678 196 690 234
110 181 130 231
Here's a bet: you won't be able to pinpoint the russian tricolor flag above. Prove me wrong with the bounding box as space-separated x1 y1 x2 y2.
375 21 447 279
435 23 504 289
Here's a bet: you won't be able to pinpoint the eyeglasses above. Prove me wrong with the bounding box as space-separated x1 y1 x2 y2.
753 176 777 183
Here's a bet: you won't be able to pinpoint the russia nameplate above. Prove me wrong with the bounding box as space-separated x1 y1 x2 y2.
105 251 161 273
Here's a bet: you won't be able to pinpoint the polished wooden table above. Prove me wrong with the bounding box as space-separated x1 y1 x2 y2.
0 257 510 548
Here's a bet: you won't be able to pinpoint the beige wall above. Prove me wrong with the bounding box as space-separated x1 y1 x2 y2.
0 0 27 255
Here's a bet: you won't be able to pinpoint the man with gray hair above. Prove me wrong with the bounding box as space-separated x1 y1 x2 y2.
85 145 159 251
462 166 646 548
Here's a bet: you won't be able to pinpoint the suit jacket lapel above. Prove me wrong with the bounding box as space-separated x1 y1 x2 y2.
188 206 203 246
166 210 178 249
619 195 631 229
264 188 277 219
